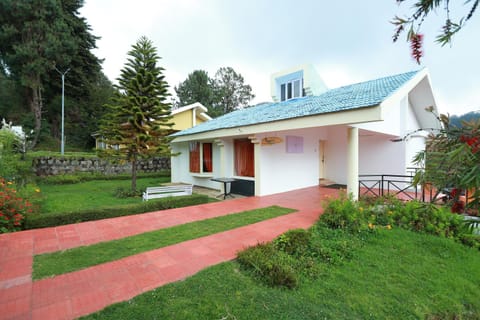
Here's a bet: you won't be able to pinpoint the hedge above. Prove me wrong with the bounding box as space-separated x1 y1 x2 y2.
37 170 171 185
24 194 210 229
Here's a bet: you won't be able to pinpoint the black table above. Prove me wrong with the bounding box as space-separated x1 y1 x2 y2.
211 178 236 199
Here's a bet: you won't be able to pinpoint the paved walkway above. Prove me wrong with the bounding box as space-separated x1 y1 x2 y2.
0 186 338 320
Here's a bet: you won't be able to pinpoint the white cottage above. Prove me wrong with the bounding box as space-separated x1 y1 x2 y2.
170 67 441 199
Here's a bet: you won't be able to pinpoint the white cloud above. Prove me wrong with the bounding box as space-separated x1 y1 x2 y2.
80 0 480 115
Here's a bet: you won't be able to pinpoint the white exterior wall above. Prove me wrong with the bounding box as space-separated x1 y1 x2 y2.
358 134 406 175
405 136 425 169
256 127 327 195
404 99 425 169
354 100 403 137
324 126 348 184
171 141 223 190
353 97 426 176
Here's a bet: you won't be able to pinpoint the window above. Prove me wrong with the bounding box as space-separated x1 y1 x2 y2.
286 135 304 153
189 142 213 173
280 78 303 101
234 139 254 177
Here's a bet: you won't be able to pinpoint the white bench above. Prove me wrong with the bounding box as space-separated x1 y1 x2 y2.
142 185 193 201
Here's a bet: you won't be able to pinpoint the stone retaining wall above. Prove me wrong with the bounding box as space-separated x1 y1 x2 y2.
32 157 171 176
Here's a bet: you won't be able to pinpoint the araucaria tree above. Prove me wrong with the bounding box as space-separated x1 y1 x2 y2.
99 37 174 192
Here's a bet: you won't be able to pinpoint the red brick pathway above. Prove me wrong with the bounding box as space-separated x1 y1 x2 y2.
0 186 338 320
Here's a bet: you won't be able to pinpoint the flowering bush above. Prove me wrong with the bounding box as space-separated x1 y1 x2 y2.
0 178 33 233
413 110 480 214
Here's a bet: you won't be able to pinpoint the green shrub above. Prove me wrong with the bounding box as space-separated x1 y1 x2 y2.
16 183 43 214
24 194 209 229
273 228 311 256
318 192 369 233
238 226 362 289
392 201 467 238
308 226 359 265
458 234 480 250
114 187 141 198
237 242 298 289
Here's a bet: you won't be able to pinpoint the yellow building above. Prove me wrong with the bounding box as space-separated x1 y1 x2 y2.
94 102 211 149
171 102 211 132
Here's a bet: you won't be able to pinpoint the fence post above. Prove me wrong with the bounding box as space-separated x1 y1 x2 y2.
381 175 384 197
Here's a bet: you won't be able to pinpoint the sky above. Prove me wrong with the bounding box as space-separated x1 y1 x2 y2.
79 0 480 116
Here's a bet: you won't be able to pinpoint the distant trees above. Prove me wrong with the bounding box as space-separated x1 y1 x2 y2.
0 0 113 149
450 111 480 128
213 67 255 117
392 0 478 63
99 37 174 192
175 67 254 118
174 70 216 111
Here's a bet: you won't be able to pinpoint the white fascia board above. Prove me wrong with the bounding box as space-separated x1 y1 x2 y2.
172 102 208 115
380 68 431 112
199 112 212 121
171 105 382 143
380 68 440 131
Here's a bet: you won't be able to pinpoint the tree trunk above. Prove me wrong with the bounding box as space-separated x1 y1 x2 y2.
28 81 43 147
131 154 137 193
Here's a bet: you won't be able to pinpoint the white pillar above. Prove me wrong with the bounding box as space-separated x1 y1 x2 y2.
214 139 225 193
347 127 359 200
254 143 261 196
249 136 261 196
213 140 226 174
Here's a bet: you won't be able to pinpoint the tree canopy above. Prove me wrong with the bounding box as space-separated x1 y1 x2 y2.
174 70 216 110
99 36 173 192
212 67 255 117
393 0 478 63
174 67 255 118
0 0 112 149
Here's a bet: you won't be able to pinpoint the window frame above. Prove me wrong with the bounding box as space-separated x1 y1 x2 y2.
189 141 213 174
234 139 255 178
280 78 303 101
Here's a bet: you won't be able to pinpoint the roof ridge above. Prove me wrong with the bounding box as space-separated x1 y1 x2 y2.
171 69 424 137
328 69 421 91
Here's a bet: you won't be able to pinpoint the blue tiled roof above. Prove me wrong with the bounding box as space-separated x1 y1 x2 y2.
172 70 419 137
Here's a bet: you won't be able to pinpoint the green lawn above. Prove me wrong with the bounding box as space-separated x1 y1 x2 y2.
38 177 170 214
81 228 480 319
33 206 295 279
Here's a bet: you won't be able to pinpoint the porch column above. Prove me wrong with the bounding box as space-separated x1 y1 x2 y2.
347 127 359 200
249 136 261 196
214 139 225 177
214 139 225 193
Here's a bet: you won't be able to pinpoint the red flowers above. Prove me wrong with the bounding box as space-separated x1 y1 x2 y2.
0 178 32 233
460 135 479 153
451 200 465 213
410 33 424 64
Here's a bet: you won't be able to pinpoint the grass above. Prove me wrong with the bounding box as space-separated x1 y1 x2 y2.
81 228 480 319
37 176 170 214
33 206 295 279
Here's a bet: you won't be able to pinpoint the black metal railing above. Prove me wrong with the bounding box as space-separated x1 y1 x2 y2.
359 174 420 201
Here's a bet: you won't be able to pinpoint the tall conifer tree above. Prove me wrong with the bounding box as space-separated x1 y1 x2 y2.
99 36 173 192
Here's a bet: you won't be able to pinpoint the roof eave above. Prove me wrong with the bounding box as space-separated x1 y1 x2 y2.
171 105 382 143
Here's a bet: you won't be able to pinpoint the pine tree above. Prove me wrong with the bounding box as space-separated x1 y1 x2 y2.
99 36 174 192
